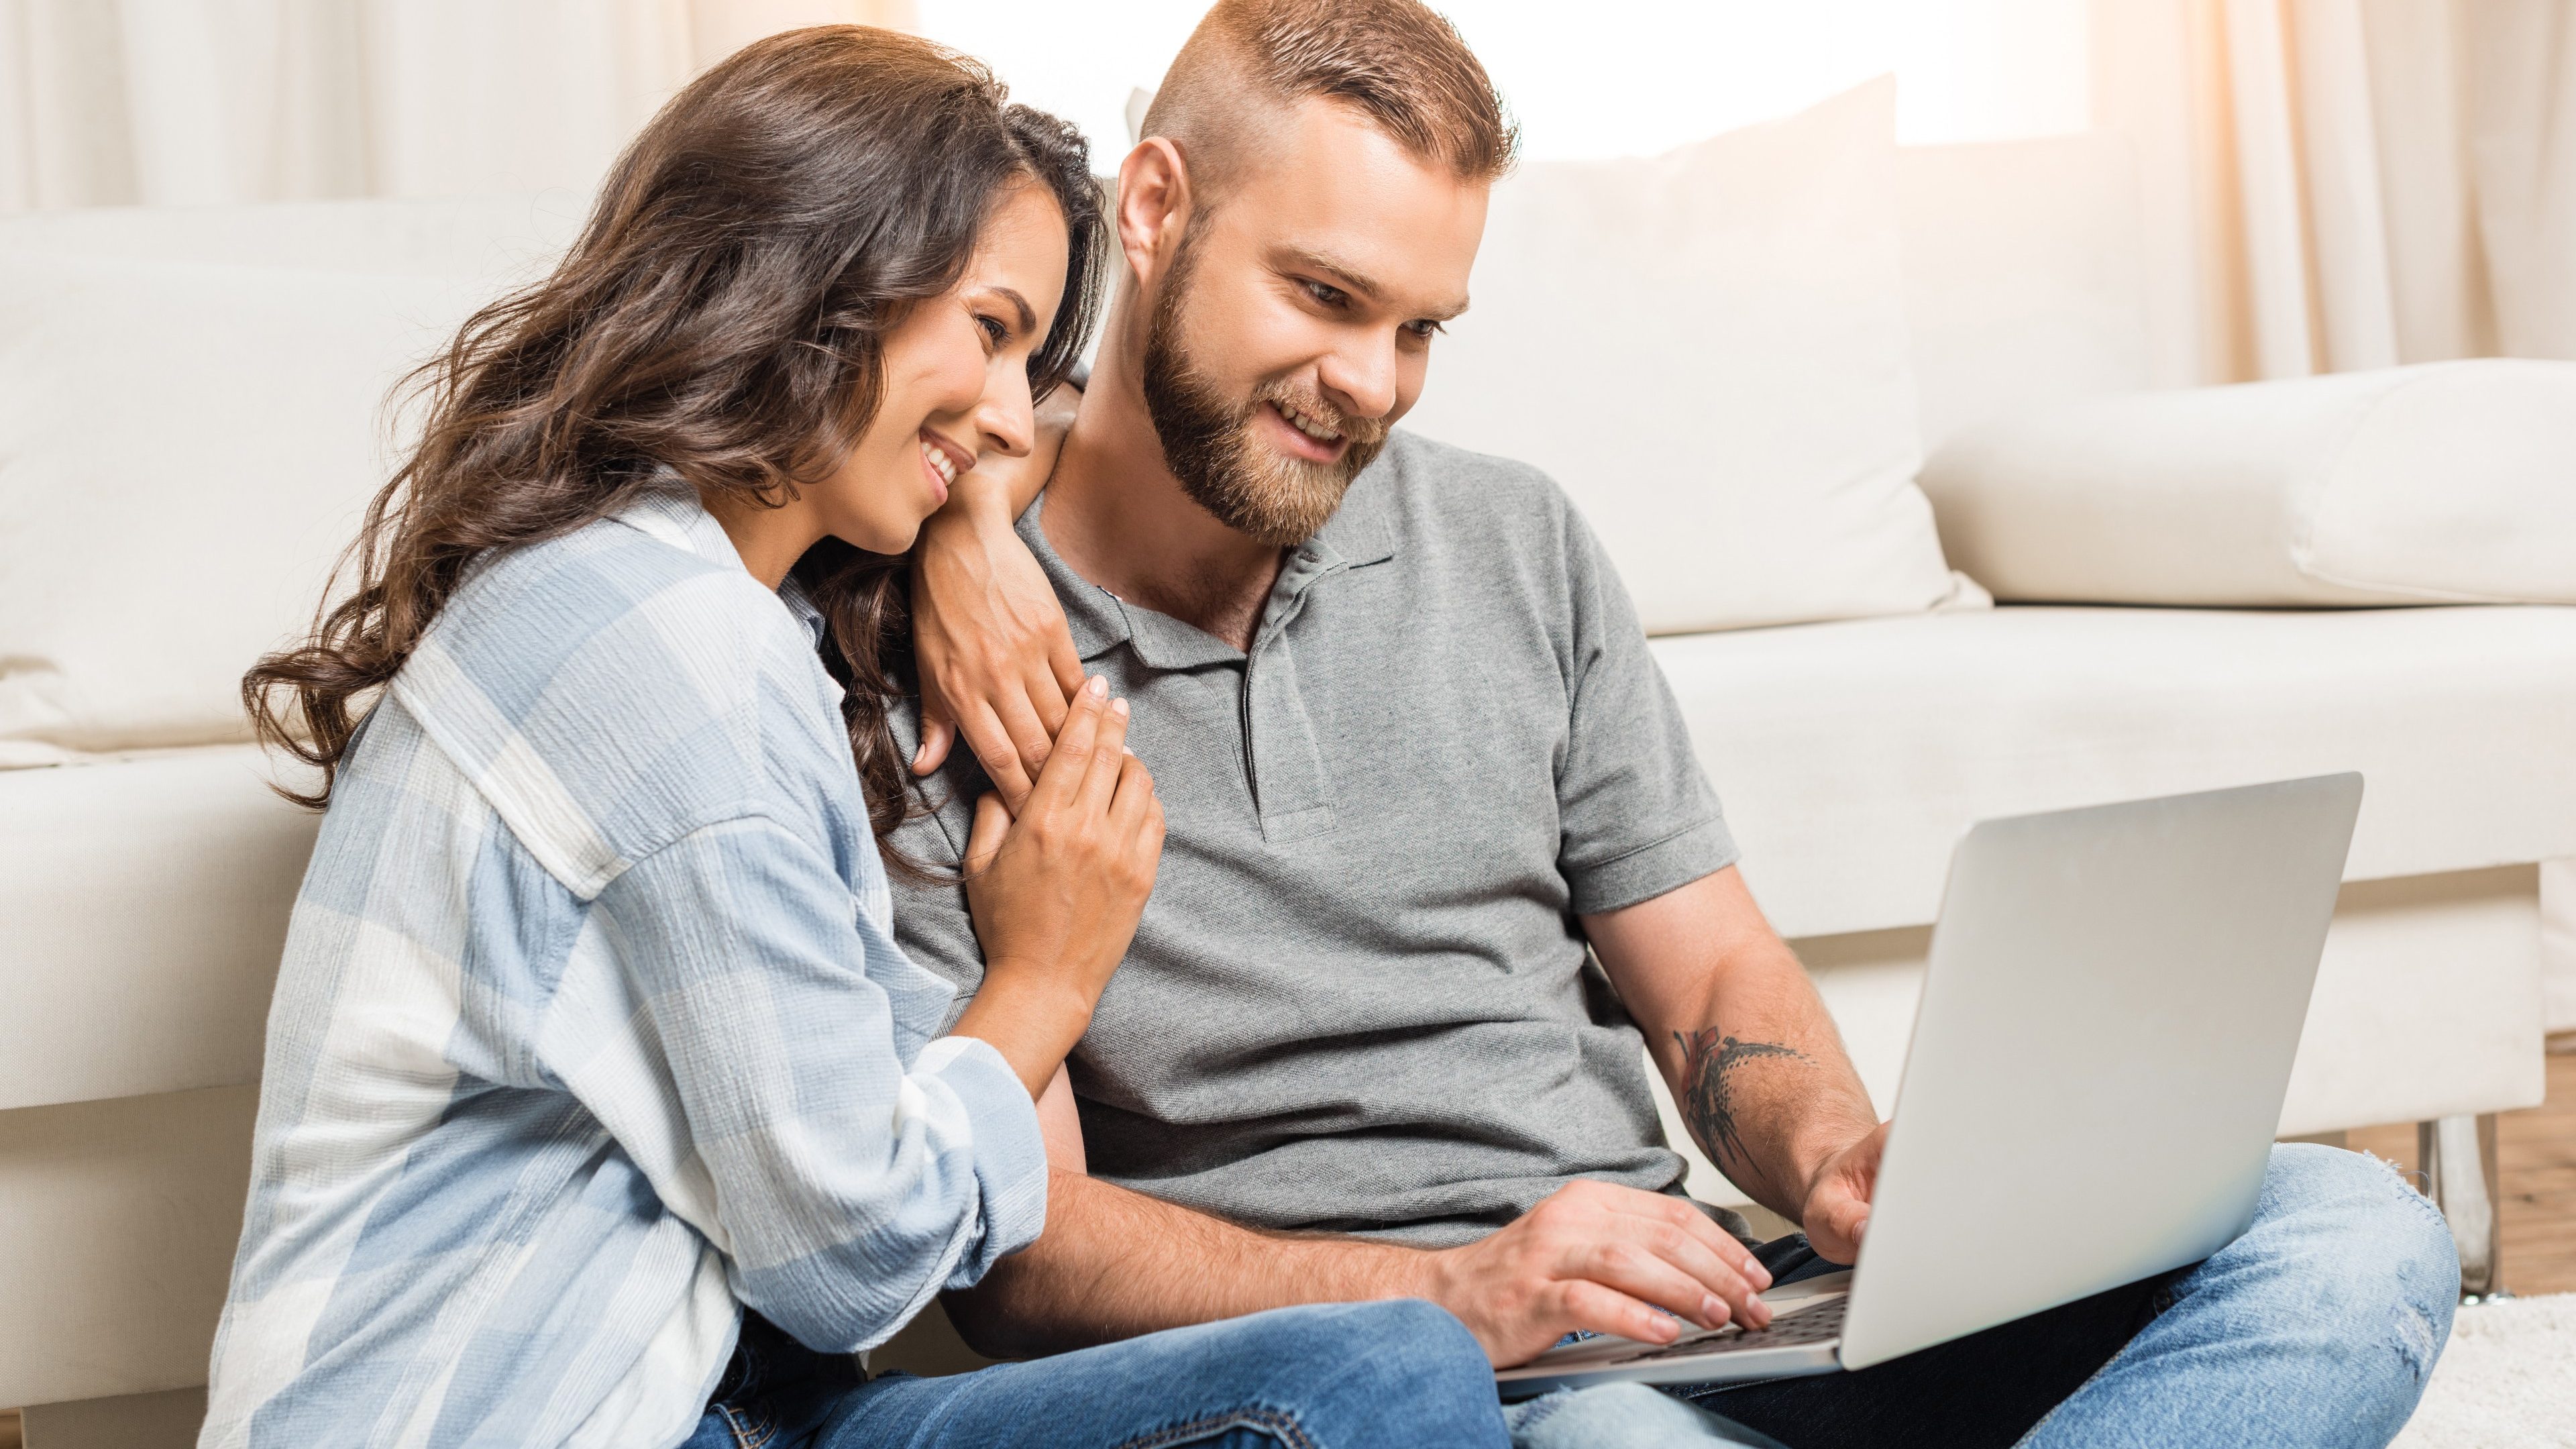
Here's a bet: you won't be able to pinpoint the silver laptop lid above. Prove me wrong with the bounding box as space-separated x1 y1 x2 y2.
1837 774 2363 1371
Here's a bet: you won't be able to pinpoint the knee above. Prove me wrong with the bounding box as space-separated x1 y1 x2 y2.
1234 1300 1502 1444
2259 1145 2456 1277
2246 1145 2458 1362
1274 1297 1491 1387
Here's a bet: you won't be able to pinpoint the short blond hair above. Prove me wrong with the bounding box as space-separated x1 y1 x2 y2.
1142 0 1516 202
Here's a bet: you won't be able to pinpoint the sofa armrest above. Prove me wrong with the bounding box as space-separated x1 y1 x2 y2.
1919 360 2576 607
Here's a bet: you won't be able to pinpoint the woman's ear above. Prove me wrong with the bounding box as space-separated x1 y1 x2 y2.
1115 137 1192 288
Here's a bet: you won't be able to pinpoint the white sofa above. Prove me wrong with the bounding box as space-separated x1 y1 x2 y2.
3 142 2571 1442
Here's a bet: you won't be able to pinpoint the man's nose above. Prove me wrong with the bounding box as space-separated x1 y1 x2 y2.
1318 334 1399 423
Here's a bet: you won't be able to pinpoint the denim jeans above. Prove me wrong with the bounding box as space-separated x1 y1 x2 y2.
1642 1144 2458 1449
1506 1383 1787 1448
679 1297 1511 1449
688 1146 2451 1449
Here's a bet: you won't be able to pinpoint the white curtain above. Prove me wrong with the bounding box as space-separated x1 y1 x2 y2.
2098 0 2576 385
0 0 914 212
2096 0 2576 1038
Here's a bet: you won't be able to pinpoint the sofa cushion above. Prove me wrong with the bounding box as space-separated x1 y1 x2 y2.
1401 79 1973 635
1654 603 2576 940
1922 360 2576 606
0 253 484 761
0 747 317 1112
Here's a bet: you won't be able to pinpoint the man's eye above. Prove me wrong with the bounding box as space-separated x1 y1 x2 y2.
1302 280 1347 307
1405 319 1445 340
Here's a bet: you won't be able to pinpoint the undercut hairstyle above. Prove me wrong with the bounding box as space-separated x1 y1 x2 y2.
1140 0 1517 201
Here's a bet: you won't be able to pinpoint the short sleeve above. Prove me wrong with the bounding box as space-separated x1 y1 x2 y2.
1553 505 1741 914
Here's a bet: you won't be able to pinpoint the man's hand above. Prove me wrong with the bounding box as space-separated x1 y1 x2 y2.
1417 1179 1775 1366
911 384 1084 808
1799 1120 1886 1266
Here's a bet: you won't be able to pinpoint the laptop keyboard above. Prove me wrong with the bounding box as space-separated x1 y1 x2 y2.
1608 1293 1847 1364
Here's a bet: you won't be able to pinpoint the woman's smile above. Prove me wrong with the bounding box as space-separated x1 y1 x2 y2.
920 425 973 505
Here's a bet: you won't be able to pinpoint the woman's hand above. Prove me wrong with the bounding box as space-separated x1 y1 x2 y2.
911 384 1084 810
950 676 1163 1097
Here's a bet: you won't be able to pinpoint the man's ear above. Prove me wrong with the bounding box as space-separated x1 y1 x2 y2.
1116 137 1193 290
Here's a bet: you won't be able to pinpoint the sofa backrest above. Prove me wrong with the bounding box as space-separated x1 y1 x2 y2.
0 197 581 764
0 134 2155 763
0 192 582 278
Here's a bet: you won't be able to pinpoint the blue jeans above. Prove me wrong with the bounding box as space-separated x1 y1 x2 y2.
1637 1144 2458 1449
680 1297 1509 1449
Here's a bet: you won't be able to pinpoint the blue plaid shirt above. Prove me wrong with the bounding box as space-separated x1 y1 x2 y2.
199 488 1046 1449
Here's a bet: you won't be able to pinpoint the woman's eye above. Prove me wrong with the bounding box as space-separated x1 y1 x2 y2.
978 313 1009 347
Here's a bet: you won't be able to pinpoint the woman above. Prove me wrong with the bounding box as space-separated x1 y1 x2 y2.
204 28 1505 1449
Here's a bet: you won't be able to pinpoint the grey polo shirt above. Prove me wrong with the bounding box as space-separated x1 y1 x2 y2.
885 430 1739 1246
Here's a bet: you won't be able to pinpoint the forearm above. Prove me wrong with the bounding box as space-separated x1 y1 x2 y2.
942 1168 1428 1356
1587 867 1876 1224
1650 934 1875 1219
948 979 1095 1100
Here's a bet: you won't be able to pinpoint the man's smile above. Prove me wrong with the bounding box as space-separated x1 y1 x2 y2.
1263 398 1351 462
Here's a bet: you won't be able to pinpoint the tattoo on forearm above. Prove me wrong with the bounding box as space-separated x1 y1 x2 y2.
1673 1028 1807 1183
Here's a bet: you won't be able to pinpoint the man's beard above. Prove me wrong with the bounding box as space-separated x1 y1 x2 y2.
1140 241 1389 548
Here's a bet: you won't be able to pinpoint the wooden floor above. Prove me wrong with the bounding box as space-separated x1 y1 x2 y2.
2349 1046 2576 1295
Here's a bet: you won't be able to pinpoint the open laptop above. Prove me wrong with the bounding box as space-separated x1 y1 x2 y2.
1497 773 2364 1397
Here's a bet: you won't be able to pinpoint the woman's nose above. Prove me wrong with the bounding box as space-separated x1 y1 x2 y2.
976 382 1035 459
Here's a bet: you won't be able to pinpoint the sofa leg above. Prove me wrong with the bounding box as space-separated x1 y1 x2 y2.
2417 1114 2502 1297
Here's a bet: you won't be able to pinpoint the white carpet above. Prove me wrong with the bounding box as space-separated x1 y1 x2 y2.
2393 1293 2576 1448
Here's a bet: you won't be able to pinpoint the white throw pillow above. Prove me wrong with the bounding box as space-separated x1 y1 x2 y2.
1921 360 2576 606
1400 78 1972 635
0 254 485 763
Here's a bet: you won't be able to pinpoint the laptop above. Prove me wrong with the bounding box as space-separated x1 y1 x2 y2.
1497 773 2364 1397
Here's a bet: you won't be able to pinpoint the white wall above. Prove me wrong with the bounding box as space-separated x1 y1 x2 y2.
916 0 2092 164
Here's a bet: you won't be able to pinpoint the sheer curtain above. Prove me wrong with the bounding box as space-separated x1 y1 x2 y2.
2099 0 2576 386
2100 0 2576 1038
0 0 914 212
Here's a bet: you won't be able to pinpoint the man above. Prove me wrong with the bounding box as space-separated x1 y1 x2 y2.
885 3 2458 1444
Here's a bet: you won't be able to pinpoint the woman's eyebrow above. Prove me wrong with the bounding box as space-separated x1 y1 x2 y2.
985 286 1037 333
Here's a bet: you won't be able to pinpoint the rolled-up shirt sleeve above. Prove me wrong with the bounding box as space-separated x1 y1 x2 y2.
1554 506 1741 915
583 814 1046 1353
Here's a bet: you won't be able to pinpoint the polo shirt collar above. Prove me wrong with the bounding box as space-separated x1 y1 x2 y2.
1305 461 1398 570
1018 468 1399 671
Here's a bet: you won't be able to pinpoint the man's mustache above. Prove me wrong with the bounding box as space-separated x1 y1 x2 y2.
1250 382 1389 448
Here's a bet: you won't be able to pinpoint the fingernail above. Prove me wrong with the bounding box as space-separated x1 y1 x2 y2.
1111 698 1130 717
1748 1262 1772 1290
1085 676 1108 698
1703 1295 1726 1326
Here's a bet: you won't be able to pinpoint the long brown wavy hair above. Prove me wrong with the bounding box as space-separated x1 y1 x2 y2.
244 27 1106 840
